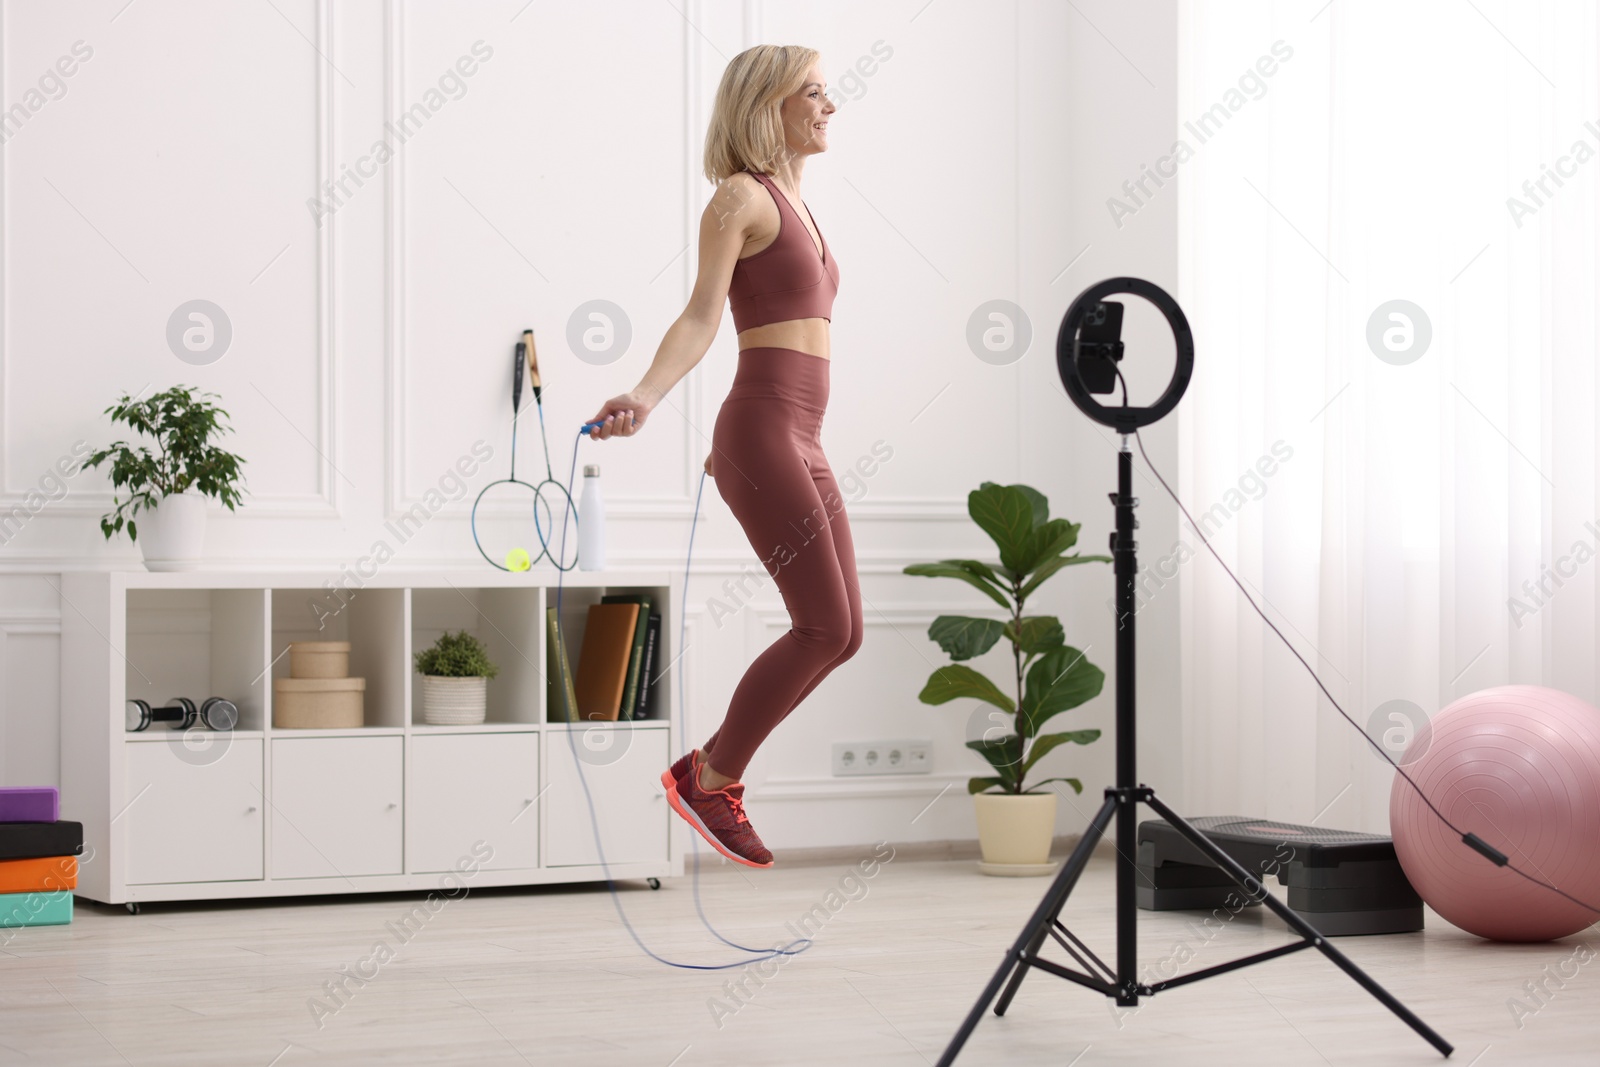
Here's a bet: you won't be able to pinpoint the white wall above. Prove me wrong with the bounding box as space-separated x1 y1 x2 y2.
0 0 1180 849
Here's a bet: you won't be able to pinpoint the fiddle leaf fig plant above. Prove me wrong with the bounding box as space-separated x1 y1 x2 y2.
83 386 246 541
905 482 1111 796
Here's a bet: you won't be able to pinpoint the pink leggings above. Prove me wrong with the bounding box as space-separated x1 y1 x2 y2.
700 347 864 780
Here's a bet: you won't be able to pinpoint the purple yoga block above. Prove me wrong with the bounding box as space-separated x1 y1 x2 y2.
0 788 58 823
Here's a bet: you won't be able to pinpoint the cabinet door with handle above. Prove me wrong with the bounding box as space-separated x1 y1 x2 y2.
544 726 669 867
270 737 403 879
125 739 264 885
408 732 539 873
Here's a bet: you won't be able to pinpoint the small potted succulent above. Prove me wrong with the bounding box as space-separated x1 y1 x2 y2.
84 386 246 571
415 630 499 725
905 481 1110 874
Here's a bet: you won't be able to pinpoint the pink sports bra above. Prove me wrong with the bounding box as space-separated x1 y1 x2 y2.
726 171 840 333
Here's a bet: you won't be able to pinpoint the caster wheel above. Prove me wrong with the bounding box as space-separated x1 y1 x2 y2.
125 902 140 915
647 878 661 890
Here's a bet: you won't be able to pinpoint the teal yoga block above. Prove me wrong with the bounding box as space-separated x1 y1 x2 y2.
0 889 72 928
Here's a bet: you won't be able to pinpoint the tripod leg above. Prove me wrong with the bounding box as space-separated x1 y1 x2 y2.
1144 795 1453 1058
936 794 1118 1067
993 798 1115 1014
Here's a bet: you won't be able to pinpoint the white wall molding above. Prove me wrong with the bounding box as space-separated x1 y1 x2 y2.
244 0 343 518
0 551 1017 578
0 0 340 519
307 0 341 517
384 0 705 522
0 611 60 636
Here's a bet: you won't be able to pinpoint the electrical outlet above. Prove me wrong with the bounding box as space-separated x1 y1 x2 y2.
833 739 933 776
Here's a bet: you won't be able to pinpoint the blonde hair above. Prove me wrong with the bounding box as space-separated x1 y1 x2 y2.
703 44 821 183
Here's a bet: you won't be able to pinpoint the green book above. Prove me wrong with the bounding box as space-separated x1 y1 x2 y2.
547 606 580 723
601 594 652 721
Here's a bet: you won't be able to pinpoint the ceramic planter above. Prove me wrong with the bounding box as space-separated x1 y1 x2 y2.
973 791 1058 875
138 491 207 571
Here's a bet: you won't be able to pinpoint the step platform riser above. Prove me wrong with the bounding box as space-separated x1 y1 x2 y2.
1136 816 1424 937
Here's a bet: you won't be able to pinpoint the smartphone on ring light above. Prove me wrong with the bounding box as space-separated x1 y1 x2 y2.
1076 300 1126 396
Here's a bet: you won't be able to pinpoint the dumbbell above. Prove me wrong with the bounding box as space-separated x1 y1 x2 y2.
125 697 239 732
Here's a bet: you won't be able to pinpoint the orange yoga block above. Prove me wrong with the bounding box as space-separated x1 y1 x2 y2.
0 855 77 893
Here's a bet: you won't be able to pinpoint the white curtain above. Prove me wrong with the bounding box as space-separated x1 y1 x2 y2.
1177 0 1598 831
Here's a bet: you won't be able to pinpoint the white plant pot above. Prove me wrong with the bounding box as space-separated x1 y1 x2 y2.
420 675 488 725
138 491 208 572
973 791 1059 875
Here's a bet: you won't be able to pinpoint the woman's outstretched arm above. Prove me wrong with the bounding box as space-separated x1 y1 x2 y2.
586 175 760 441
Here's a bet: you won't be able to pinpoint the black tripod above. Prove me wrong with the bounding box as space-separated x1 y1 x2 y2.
935 279 1452 1065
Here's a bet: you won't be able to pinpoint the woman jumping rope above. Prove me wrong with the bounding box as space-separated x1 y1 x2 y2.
585 45 863 868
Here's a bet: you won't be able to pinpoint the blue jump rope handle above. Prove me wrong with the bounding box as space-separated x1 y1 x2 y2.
580 420 606 434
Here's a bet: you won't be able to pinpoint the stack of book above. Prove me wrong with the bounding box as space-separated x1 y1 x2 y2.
547 594 662 723
0 787 80 930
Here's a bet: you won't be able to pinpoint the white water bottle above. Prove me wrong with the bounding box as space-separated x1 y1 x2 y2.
578 464 606 571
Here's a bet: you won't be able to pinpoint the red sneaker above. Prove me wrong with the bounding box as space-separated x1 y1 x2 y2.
660 748 699 793
667 763 773 868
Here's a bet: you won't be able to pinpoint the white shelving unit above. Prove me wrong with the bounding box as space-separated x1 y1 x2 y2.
60 569 683 907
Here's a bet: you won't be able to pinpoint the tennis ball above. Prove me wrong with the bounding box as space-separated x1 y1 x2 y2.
505 547 531 572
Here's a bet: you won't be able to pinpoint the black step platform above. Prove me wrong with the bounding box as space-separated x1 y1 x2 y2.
1136 816 1423 936
0 821 83 862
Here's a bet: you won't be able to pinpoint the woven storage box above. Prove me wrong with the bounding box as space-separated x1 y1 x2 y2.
273 677 365 728
289 641 350 679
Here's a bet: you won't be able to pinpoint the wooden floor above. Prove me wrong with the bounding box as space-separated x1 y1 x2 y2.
1 850 1595 1066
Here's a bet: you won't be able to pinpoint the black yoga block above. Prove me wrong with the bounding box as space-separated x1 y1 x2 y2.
1136 816 1423 936
0 821 84 861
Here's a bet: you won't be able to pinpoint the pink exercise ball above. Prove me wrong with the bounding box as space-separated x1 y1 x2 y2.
1389 685 1600 941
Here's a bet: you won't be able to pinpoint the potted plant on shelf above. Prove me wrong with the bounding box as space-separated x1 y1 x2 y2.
415 630 499 725
905 481 1111 875
84 385 246 571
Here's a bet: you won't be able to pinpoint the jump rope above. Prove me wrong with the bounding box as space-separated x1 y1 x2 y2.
1104 363 1600 919
553 436 810 970
481 333 810 971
